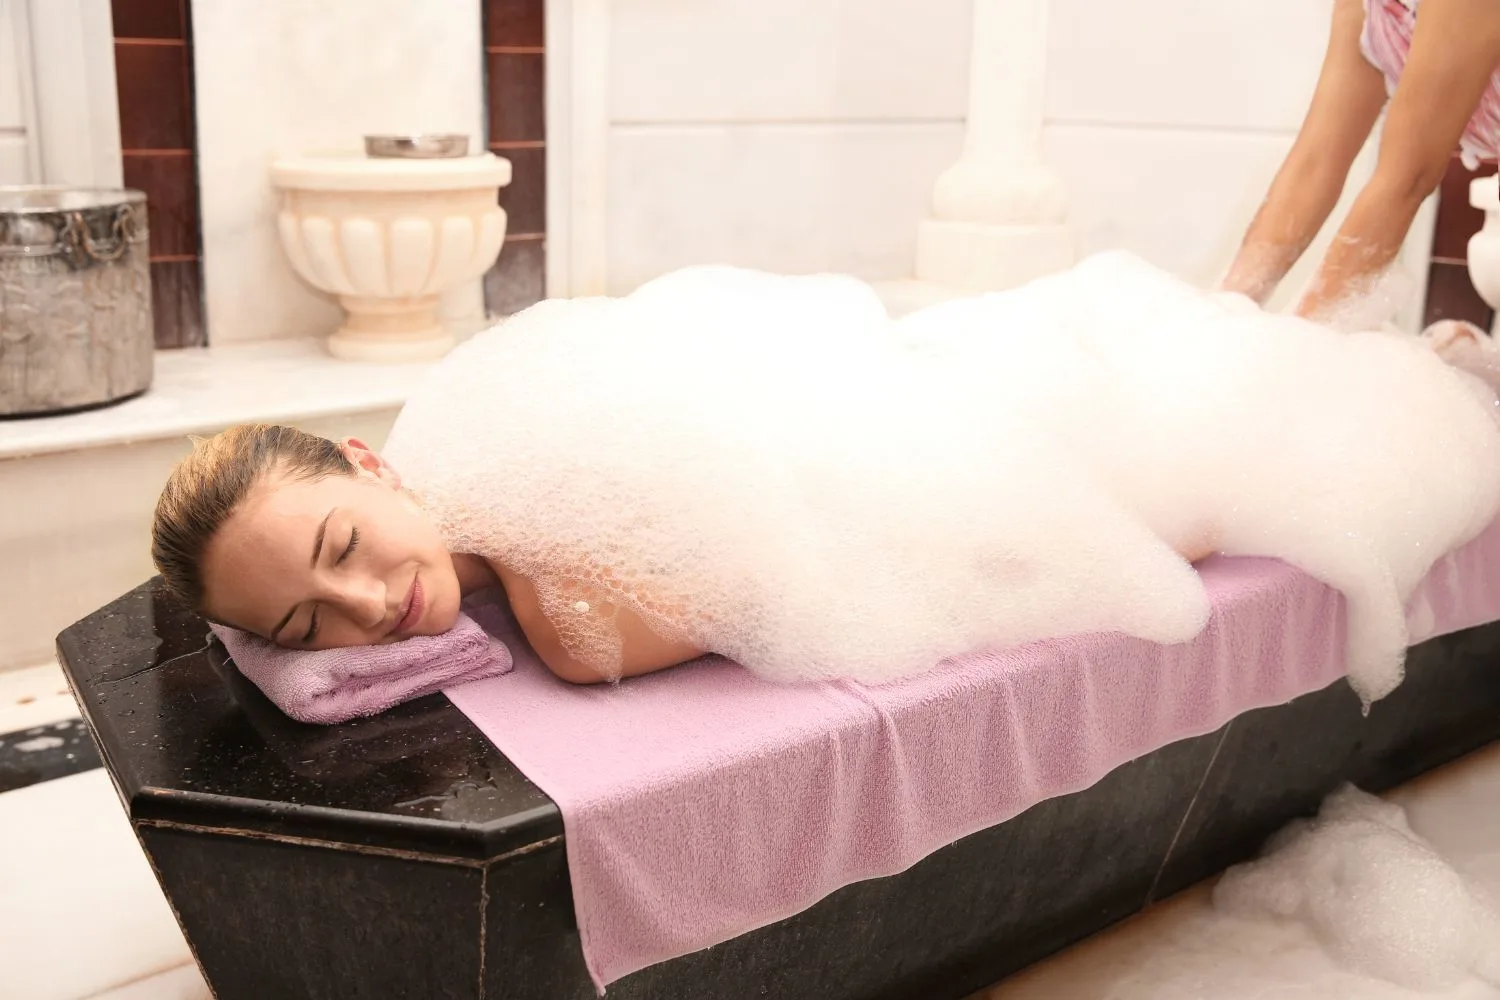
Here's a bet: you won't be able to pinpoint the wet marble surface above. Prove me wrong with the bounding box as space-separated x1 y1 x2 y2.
0 716 100 793
57 579 560 860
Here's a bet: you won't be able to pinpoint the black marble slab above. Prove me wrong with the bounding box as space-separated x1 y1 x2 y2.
58 578 1500 1000
57 579 560 860
1151 625 1500 899
141 824 488 1000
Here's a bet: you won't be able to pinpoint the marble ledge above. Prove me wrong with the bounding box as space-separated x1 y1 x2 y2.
0 339 436 461
0 282 969 463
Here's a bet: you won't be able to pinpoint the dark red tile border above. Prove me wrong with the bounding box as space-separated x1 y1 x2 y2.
486 0 544 48
113 42 193 151
483 0 547 316
1423 155 1499 331
110 0 186 40
497 144 545 237
1432 156 1490 263
1424 261 1494 330
486 52 546 144
122 152 200 258
111 0 204 348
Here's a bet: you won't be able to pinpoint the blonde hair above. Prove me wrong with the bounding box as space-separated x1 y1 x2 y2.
151 424 354 610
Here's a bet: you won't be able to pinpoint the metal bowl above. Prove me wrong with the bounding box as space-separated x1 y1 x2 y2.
363 134 471 159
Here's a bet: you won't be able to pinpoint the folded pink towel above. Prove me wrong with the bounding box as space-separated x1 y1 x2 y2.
211 599 514 725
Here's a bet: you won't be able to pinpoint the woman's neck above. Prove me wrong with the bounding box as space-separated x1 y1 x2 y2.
450 552 500 595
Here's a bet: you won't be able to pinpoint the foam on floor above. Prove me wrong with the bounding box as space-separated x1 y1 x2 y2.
1213 785 1500 992
984 756 1500 1000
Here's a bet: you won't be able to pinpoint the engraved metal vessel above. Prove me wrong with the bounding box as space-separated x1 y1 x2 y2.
0 186 154 418
363 133 470 159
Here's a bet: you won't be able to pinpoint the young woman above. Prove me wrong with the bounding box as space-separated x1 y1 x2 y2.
152 257 1500 704
152 423 700 685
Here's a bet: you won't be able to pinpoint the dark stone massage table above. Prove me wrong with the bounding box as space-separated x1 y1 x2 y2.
58 578 1500 1000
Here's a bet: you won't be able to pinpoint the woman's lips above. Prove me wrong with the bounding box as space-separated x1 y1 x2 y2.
392 575 425 637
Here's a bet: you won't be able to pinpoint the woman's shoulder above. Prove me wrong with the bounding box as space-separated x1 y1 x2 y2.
489 560 704 684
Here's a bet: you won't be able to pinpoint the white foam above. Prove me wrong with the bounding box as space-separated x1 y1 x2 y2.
1212 785 1500 992
381 253 1500 696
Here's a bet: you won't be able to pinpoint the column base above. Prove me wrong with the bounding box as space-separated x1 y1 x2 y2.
872 279 965 318
915 218 1075 293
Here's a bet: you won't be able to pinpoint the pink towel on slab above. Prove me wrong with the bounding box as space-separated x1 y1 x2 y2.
213 598 513 725
442 517 1500 992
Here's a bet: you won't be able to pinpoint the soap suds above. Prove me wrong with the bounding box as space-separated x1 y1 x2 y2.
383 253 1500 697
1214 785 1500 992
1073 786 1500 999
13 736 64 752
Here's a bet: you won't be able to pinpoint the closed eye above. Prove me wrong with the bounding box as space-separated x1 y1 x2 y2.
336 526 361 565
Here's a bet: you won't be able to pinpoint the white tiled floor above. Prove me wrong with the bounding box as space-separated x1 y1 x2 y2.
0 668 210 1000
0 769 206 1000
85 964 210 1000
0 661 82 733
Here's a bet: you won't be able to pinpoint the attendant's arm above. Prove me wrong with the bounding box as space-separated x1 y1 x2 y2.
492 562 704 684
1296 0 1500 321
1221 0 1388 305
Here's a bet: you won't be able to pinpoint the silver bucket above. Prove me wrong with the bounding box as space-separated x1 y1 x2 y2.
0 186 154 418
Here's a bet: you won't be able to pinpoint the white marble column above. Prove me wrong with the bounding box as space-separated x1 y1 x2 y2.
914 0 1074 292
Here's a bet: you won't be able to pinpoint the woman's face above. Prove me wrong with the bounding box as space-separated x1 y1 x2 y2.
200 440 464 649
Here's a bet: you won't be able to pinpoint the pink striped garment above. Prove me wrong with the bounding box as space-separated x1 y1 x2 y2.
1361 0 1500 168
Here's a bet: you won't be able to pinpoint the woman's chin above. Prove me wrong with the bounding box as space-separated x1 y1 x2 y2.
425 593 465 636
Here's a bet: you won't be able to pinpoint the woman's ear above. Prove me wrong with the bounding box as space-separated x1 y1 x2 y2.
339 437 403 490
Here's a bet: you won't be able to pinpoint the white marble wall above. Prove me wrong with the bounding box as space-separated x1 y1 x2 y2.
186 0 1433 326
1042 0 1434 320
0 0 36 184
594 0 1431 321
192 0 486 344
598 0 973 294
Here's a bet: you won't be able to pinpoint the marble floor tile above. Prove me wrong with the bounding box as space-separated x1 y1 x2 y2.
84 964 209 1000
0 770 193 1000
0 662 80 733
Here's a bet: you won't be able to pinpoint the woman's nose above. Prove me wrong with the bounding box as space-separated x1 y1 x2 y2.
328 576 388 631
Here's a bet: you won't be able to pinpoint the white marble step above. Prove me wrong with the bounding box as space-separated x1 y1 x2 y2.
0 661 78 733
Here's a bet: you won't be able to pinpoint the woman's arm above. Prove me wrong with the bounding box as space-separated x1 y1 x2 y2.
492 562 705 684
1220 0 1388 305
1296 0 1500 322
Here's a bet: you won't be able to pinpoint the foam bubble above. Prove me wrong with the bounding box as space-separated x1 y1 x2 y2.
382 254 1500 696
1213 784 1500 992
